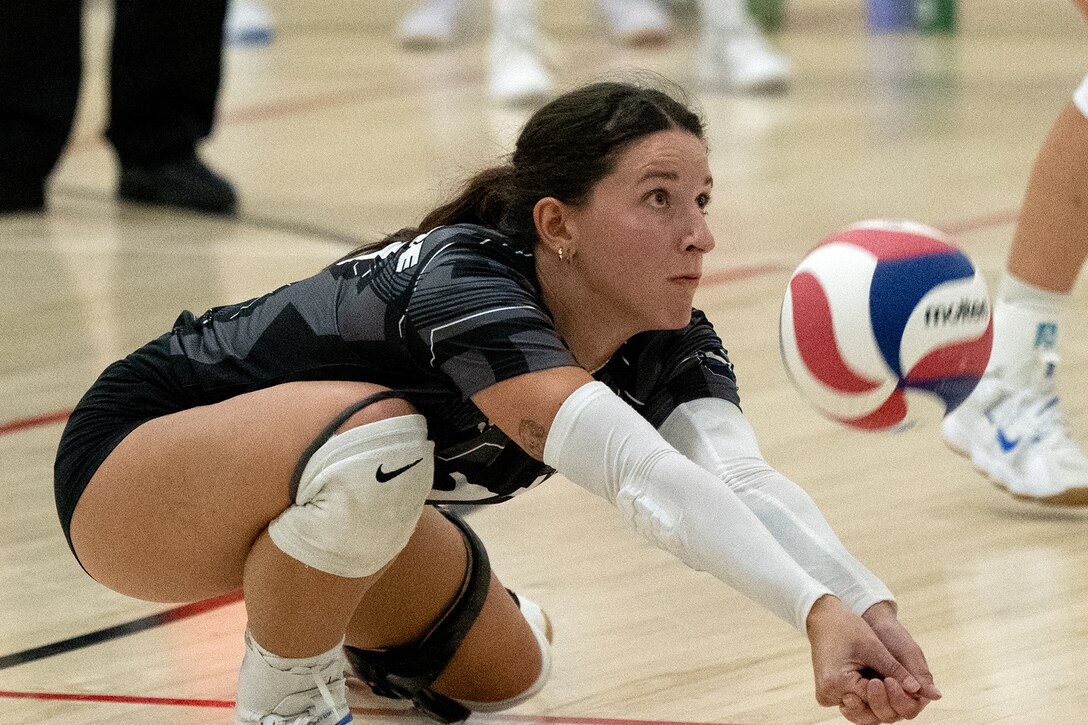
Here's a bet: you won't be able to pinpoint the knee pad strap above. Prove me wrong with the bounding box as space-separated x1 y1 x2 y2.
344 508 491 724
289 390 415 499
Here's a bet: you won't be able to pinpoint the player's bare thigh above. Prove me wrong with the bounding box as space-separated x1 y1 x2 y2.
68 380 416 603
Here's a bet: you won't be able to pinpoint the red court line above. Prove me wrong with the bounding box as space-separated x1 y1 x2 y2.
66 70 482 155
67 90 371 154
0 409 71 436
700 263 793 286
694 208 1019 289
0 691 740 725
935 208 1019 237
0 690 234 709
157 590 244 623
66 88 375 153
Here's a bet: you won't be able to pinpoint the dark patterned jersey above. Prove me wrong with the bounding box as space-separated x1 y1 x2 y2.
165 223 740 503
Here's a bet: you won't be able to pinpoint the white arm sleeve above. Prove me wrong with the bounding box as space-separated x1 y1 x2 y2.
543 382 832 632
658 397 894 615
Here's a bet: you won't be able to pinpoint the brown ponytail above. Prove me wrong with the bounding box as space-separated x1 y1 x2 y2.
337 164 517 261
416 164 517 234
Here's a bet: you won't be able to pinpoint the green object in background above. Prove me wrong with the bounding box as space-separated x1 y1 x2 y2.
914 0 956 33
747 0 785 32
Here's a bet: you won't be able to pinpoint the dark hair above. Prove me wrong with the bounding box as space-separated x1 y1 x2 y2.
340 79 704 259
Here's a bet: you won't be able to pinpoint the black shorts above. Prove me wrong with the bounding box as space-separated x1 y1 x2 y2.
54 333 192 557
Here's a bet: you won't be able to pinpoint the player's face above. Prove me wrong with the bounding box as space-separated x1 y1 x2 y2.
568 128 715 330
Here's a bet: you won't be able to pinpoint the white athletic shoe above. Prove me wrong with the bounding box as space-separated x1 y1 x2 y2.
696 21 791 94
943 352 1088 506
596 0 673 45
226 0 275 46
236 633 353 725
488 20 553 105
397 0 468 48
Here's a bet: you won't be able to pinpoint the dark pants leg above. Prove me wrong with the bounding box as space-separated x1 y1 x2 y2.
107 0 228 166
0 0 82 201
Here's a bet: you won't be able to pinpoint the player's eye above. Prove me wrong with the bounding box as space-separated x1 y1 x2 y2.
647 189 669 207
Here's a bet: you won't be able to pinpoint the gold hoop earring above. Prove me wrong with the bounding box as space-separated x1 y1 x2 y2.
557 247 564 262
558 247 574 264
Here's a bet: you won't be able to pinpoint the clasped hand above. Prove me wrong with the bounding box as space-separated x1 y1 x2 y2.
807 597 941 724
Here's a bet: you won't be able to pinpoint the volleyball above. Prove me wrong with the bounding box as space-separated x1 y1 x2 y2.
779 220 993 431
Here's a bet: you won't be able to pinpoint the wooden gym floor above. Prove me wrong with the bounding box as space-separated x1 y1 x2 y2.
1 1 1085 723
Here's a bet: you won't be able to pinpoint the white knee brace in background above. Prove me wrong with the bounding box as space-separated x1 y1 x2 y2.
268 414 434 578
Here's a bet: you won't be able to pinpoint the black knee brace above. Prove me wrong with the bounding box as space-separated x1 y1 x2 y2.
344 507 490 724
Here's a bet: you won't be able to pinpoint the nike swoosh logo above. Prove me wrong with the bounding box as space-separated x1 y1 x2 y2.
996 430 1021 452
376 458 424 483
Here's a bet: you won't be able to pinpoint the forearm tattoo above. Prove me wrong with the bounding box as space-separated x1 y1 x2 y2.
518 418 548 459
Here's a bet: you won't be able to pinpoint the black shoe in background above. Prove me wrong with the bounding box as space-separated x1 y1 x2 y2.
118 155 237 216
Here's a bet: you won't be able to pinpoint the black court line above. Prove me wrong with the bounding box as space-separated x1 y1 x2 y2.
0 591 242 671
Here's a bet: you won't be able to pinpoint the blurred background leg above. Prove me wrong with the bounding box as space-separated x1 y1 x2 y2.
0 0 82 213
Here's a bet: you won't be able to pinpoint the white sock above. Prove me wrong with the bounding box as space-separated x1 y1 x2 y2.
247 631 344 672
235 630 348 722
987 272 1068 375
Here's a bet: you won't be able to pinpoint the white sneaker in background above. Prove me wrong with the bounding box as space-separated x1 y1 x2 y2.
397 0 469 48
696 19 791 94
489 16 553 105
596 0 673 46
943 352 1088 506
226 0 275 46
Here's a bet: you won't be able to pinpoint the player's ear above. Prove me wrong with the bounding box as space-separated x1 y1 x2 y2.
533 197 574 257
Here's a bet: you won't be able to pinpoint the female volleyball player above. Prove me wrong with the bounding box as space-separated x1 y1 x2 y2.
55 80 939 725
942 0 1088 506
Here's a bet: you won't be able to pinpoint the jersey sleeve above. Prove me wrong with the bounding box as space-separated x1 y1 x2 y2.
641 309 742 427
401 239 578 400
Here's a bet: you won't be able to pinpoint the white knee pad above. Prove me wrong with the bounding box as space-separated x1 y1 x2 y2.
1074 73 1088 119
268 414 434 578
